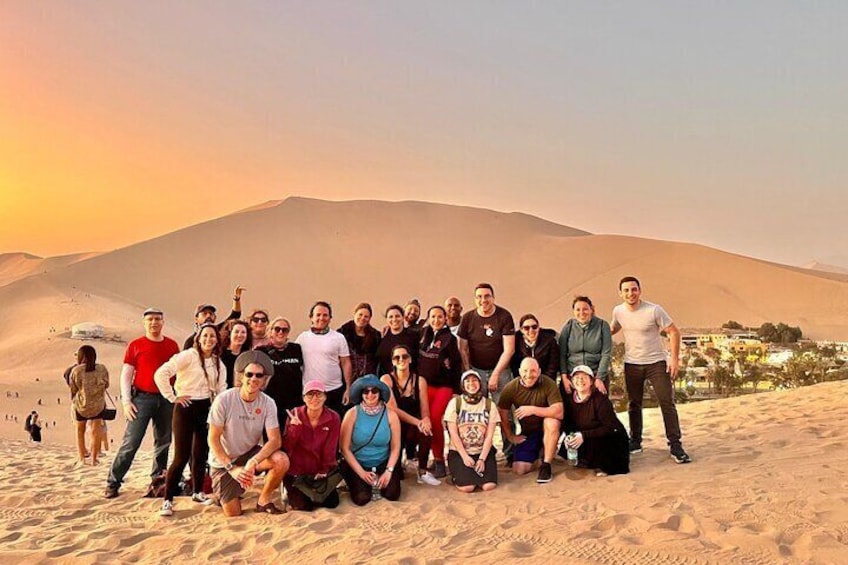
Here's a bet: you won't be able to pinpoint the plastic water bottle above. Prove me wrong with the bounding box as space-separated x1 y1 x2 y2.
566 433 579 466
370 467 381 501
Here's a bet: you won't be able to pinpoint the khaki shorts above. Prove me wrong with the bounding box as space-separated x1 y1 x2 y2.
210 445 262 503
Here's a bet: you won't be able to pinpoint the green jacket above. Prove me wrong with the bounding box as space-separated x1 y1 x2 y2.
558 316 612 382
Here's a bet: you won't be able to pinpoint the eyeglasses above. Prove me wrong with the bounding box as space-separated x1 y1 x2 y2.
251 317 269 323
362 387 380 395
304 391 325 398
521 324 539 331
392 354 411 362
272 327 290 333
245 371 266 379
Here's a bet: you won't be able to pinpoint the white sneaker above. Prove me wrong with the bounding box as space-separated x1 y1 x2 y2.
417 471 441 486
191 492 214 506
159 500 174 516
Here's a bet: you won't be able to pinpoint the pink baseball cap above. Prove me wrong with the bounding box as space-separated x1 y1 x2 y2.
303 380 326 394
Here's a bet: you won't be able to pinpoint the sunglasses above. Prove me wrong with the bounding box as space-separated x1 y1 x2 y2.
522 324 539 330
362 387 381 395
245 371 266 379
272 327 290 333
251 317 269 323
392 354 411 362
304 390 325 398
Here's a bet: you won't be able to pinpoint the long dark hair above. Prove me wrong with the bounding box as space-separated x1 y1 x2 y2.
77 345 97 372
194 323 221 385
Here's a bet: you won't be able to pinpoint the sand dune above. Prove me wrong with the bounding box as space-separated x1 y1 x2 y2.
1 381 846 563
0 252 99 288
7 196 845 340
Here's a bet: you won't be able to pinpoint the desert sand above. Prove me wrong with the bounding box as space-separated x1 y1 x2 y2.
2 198 847 563
1 381 846 564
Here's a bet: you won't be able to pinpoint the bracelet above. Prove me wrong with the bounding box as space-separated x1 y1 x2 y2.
386 466 394 473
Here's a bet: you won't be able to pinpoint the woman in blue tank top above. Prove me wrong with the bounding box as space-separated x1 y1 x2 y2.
340 374 402 505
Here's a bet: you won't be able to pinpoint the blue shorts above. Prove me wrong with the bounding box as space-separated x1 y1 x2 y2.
512 430 544 463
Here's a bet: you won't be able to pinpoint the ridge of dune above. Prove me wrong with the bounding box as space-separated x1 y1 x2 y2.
1 381 845 563
0 251 101 288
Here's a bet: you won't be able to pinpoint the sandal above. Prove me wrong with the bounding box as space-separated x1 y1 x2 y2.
255 501 286 515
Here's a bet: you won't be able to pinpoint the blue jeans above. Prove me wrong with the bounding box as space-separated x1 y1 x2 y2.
107 391 172 489
474 367 514 456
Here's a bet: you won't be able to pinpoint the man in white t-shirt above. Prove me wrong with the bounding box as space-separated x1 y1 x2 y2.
295 301 352 417
208 351 290 516
611 276 691 464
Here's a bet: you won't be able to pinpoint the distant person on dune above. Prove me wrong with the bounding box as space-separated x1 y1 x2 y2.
26 411 42 443
182 285 244 350
559 296 613 395
611 276 691 464
105 307 180 499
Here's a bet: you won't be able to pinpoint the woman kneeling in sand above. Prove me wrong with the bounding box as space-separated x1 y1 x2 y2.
339 375 402 505
443 370 500 493
561 366 630 477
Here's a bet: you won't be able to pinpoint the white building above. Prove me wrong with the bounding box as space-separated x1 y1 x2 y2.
71 322 105 340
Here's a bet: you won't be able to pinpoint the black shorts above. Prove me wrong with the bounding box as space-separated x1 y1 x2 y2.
448 450 497 488
74 408 107 422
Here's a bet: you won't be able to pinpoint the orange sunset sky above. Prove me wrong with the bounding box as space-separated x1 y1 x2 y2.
2 3 846 266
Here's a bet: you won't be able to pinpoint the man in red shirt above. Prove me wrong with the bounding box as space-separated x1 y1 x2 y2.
105 308 180 498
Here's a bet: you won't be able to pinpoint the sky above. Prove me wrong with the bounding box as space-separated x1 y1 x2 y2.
2 2 846 266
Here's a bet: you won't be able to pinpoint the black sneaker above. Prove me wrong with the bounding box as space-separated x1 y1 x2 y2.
670 446 692 464
629 439 643 454
536 462 552 483
104 486 119 499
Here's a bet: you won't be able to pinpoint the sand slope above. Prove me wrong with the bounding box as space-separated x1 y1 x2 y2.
11 196 847 339
0 252 99 288
1 381 845 564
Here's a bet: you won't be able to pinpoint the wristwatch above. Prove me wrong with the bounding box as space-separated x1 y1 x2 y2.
386 466 394 473
224 460 234 471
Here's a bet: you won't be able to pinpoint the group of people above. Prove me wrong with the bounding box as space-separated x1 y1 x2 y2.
84 277 690 518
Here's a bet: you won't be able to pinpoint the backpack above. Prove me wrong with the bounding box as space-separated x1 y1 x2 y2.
24 415 32 432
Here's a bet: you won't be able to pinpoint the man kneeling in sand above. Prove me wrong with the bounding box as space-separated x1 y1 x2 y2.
497 358 562 483
208 351 290 516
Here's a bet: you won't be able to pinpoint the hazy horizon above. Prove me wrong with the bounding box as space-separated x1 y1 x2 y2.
2 2 847 267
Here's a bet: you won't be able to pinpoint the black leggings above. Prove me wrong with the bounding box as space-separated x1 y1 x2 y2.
340 459 402 506
165 398 211 501
401 422 432 471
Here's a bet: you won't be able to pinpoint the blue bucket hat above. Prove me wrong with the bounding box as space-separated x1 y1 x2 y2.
349 374 391 403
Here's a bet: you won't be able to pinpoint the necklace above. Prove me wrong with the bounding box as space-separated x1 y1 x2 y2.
361 402 383 416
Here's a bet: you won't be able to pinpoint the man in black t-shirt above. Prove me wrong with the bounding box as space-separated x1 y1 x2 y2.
457 282 516 457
